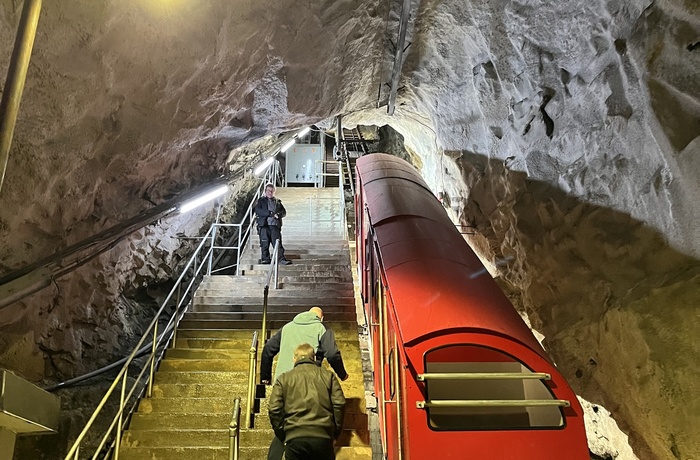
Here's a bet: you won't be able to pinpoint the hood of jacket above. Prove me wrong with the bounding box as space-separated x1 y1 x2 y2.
292 311 321 326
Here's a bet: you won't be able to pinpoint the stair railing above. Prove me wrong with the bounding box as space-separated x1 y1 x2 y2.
338 160 347 238
345 155 355 197
64 222 218 460
246 331 260 429
260 239 280 348
314 159 341 188
229 397 241 460
60 165 284 459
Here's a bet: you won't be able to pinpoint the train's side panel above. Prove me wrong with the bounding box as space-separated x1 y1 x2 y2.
355 153 589 459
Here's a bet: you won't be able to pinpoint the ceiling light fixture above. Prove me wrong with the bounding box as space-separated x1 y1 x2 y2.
179 185 229 213
281 138 296 152
297 126 311 138
253 155 276 176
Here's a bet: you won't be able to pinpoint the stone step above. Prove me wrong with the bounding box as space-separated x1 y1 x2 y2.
154 371 247 385
121 428 368 448
175 329 259 340
201 273 353 282
192 300 355 310
195 284 354 295
192 298 355 308
190 303 353 314
138 397 238 414
158 359 253 373
174 337 255 349
157 356 364 376
181 311 357 323
178 318 357 331
249 236 347 243
176 322 360 336
238 254 350 270
129 413 234 430
248 246 349 254
164 349 251 360
151 383 248 399
239 270 352 279
173 334 360 350
238 263 351 272
201 274 353 284
119 445 263 460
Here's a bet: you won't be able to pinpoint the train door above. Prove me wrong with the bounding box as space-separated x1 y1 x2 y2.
378 279 403 460
361 203 373 307
355 185 364 295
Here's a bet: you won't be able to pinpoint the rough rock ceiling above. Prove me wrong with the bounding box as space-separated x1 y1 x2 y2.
1 1 698 459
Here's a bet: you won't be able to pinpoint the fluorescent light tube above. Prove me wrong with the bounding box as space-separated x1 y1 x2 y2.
254 156 275 175
179 185 229 213
281 138 296 152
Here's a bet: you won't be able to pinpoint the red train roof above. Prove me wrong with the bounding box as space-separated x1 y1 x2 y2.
356 154 548 360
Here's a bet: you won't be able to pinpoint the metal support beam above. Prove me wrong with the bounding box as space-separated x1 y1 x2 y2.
387 0 412 115
335 115 343 160
0 0 43 194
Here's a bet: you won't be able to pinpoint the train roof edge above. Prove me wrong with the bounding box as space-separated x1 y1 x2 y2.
356 153 551 362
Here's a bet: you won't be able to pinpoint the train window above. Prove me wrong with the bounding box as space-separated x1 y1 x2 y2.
424 345 563 430
388 348 396 400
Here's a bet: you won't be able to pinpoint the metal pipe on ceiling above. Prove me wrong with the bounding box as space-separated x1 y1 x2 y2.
387 0 412 116
0 0 43 194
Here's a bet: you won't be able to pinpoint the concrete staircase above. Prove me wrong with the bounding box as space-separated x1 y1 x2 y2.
119 187 371 460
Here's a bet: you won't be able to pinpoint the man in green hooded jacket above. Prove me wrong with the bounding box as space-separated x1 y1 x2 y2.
260 307 349 384
261 307 349 460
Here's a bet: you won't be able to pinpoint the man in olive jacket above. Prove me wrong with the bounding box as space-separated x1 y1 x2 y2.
269 343 346 460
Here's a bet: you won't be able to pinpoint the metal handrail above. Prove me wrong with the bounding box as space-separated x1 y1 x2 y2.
345 155 355 197
229 397 241 460
260 239 280 348
64 223 218 460
416 399 571 409
246 331 260 429
314 159 341 188
61 159 284 458
338 161 348 239
417 372 551 381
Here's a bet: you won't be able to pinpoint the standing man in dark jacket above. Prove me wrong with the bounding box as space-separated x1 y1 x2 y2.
254 183 291 265
269 343 346 460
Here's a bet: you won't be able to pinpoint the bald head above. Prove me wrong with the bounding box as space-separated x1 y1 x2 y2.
309 307 324 321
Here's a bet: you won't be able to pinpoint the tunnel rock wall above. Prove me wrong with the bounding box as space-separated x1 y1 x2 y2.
0 0 698 459
347 1 698 459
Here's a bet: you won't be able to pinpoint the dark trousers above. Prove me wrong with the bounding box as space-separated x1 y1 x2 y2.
259 225 285 262
267 435 285 460
285 437 334 460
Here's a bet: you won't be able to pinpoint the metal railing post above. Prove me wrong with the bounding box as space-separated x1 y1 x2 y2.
229 397 241 460
236 223 243 275
171 285 181 348
115 371 127 460
261 285 269 346
147 323 157 398
207 224 217 275
245 332 259 429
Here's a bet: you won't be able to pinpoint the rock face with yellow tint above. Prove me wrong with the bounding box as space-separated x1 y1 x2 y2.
1 1 698 460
